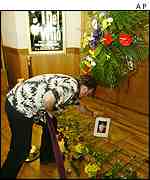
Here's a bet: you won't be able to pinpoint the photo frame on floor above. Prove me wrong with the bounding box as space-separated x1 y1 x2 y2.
94 117 111 137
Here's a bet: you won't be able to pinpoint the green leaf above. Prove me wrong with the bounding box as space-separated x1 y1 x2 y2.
94 45 103 57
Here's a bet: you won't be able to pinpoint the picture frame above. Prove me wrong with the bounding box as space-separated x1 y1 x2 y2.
94 117 111 137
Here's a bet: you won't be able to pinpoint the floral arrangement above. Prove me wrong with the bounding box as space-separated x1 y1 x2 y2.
56 107 144 179
84 162 100 178
80 11 149 88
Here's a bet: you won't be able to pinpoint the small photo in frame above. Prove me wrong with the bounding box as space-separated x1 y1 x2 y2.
94 117 111 137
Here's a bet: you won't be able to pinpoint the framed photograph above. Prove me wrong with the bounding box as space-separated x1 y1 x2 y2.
94 117 111 137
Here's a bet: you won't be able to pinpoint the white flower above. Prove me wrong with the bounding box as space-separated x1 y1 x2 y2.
107 17 113 23
91 61 96 67
86 55 93 61
127 60 134 70
90 32 94 40
91 18 98 30
99 11 106 17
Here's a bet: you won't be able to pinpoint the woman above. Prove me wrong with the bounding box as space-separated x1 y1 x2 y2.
1 74 97 178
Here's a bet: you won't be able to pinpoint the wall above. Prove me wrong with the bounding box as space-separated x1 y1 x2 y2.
1 12 17 48
1 11 30 48
65 11 81 47
1 11 81 87
1 11 81 49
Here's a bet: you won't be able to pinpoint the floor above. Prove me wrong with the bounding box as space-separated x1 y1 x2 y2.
1 93 149 179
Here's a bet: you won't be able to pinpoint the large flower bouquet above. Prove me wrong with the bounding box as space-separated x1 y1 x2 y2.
80 11 149 88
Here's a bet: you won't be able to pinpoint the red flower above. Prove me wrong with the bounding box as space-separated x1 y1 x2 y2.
119 33 133 46
103 33 113 46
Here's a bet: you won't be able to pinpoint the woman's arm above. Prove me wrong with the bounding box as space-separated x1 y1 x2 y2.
43 91 56 117
76 104 101 118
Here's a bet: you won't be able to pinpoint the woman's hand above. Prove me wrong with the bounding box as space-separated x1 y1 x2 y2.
92 111 99 118
76 105 93 115
76 105 87 113
92 111 104 118
76 105 104 118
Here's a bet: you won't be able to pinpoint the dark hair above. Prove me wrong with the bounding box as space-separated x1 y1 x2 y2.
79 75 97 94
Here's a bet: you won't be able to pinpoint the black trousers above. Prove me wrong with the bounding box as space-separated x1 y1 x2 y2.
1 99 56 178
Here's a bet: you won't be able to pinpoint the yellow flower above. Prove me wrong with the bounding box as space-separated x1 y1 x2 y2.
106 55 111 60
74 143 84 154
89 49 95 57
102 19 112 30
84 163 100 178
82 33 91 48
58 128 64 132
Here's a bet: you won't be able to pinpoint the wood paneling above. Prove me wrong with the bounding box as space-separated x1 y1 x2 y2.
1 45 8 94
30 48 80 77
2 46 80 88
95 86 119 104
1 69 8 94
2 46 29 88
118 60 149 114
66 48 80 55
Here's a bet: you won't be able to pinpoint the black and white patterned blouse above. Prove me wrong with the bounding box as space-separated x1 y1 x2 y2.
7 74 80 122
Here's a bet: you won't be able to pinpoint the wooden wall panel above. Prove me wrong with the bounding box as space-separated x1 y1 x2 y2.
2 46 80 89
2 46 29 88
118 60 149 114
1 45 8 94
30 48 80 77
18 49 29 80
95 86 119 104
1 70 8 94
3 47 21 87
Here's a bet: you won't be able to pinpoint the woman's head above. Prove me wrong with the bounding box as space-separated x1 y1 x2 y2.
79 75 97 98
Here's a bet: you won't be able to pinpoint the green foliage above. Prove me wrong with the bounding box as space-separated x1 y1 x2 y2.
81 11 149 88
108 11 149 33
91 48 125 88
